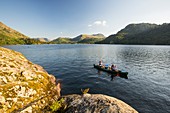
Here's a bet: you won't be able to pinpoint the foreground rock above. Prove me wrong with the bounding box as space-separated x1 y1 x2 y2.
63 94 138 113
0 47 60 112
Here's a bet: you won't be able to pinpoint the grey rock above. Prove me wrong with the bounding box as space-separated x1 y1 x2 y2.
63 94 138 113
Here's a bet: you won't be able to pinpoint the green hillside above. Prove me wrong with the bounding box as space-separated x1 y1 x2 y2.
97 23 170 45
0 33 25 45
121 23 170 45
50 37 75 44
0 22 44 45
0 22 29 39
78 37 104 44
72 33 105 42
33 38 50 42
50 33 105 44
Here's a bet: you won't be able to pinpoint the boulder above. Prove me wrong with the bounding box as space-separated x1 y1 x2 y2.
63 94 138 113
0 47 60 112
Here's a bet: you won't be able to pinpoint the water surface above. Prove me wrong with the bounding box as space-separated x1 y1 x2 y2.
4 44 170 113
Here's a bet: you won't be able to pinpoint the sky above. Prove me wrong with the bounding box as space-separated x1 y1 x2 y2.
0 0 170 39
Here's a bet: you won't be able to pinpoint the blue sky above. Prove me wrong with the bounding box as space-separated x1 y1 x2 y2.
0 0 170 39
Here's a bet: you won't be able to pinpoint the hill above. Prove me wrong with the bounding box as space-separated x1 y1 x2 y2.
72 33 105 42
0 22 29 39
2 21 170 45
33 38 50 42
50 37 75 44
75 34 105 44
0 22 28 45
50 33 105 44
122 23 170 45
0 22 44 45
97 23 170 45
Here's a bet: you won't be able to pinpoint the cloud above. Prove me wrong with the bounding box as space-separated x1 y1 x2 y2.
88 20 107 27
102 20 106 26
94 21 102 25
88 24 92 27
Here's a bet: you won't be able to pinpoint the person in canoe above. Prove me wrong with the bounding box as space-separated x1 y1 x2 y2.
111 64 117 71
111 64 120 75
111 64 114 70
99 60 102 66
99 60 105 68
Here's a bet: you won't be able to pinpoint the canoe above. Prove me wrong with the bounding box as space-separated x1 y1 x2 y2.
93 64 128 79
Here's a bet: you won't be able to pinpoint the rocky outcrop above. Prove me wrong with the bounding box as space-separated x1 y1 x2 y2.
0 47 60 112
63 94 138 113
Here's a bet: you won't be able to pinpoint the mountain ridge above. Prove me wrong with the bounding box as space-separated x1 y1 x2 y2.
72 33 105 41
1 22 170 45
50 37 74 44
50 33 105 44
33 38 50 42
97 23 170 45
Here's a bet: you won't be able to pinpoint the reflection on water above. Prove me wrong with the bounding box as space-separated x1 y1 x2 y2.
4 44 170 113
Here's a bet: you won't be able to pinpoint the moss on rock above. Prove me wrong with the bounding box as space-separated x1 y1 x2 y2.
0 47 60 112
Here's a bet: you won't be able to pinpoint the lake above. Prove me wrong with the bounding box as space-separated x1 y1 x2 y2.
3 44 170 113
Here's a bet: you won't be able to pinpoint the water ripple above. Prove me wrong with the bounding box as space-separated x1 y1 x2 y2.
4 44 170 113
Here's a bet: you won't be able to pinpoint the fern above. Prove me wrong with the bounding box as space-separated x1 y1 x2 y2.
81 88 90 94
50 98 65 112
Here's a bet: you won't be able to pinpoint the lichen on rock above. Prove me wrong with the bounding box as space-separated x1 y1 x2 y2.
0 47 60 112
63 94 138 113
